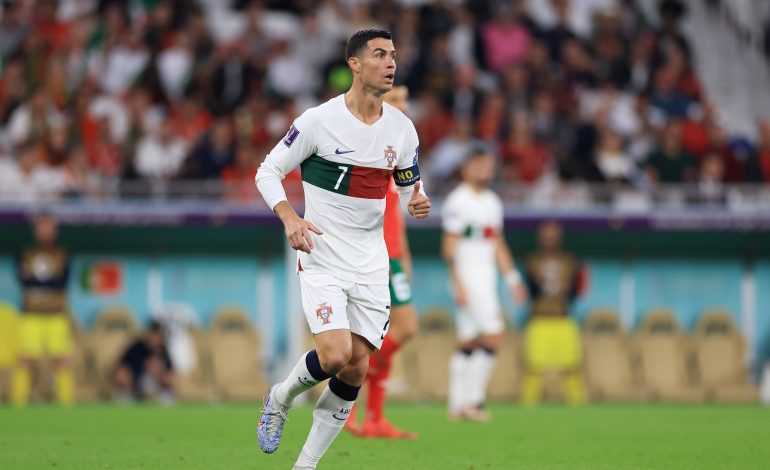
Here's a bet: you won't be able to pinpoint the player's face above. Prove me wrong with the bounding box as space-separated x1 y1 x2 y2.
384 86 409 113
34 216 58 246
464 154 495 187
355 38 396 93
538 222 563 250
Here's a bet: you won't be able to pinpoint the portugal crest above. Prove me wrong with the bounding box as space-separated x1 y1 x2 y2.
316 302 333 325
384 145 397 168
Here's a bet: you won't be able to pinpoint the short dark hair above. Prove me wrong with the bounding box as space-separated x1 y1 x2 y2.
346 29 392 60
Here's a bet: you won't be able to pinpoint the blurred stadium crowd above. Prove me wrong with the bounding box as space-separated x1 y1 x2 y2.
0 0 769 205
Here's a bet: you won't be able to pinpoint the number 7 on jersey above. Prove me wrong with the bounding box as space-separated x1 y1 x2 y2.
334 166 348 190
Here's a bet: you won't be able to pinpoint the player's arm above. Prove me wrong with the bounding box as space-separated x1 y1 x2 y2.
255 114 322 254
442 231 466 307
441 194 467 306
394 124 430 218
495 234 527 305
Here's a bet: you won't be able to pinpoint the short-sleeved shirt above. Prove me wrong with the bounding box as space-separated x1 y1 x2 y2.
442 183 504 281
259 94 420 285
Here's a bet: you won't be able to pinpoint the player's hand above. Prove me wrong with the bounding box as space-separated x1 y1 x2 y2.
284 216 323 254
453 280 467 307
407 181 431 219
512 283 528 305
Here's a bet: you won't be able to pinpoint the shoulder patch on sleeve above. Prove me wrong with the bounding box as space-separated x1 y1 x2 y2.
283 125 300 148
393 164 420 187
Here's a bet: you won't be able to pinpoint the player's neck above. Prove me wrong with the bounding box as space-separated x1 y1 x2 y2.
344 85 384 125
464 181 485 193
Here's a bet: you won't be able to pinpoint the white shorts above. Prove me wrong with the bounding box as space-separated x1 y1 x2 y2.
456 284 503 342
299 271 391 349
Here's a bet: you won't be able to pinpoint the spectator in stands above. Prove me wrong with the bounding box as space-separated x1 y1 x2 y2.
134 118 188 181
521 220 589 406
0 143 67 203
184 117 235 179
754 119 770 182
480 3 532 73
696 151 726 204
12 214 74 406
500 111 550 183
6 88 65 147
221 140 261 202
0 1 26 60
212 42 257 114
650 66 693 118
114 321 175 403
645 119 696 183
427 117 475 183
594 128 636 184
542 0 578 64
62 145 102 199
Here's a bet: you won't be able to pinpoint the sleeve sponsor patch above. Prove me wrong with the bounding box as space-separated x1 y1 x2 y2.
283 125 300 148
412 146 419 165
393 164 420 187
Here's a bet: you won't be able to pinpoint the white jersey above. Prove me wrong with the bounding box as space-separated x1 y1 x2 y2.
256 94 421 285
442 183 503 283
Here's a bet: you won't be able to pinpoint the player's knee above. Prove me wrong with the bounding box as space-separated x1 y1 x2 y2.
319 348 353 374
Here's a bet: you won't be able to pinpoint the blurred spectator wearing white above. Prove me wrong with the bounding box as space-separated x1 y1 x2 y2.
134 118 188 181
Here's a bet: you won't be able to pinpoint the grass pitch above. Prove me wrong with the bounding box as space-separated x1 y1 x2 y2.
1 403 769 469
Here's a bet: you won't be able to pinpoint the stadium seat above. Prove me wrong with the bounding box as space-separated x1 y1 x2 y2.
208 307 268 401
88 307 140 398
70 320 100 402
413 308 455 400
0 303 20 403
175 326 216 402
635 309 704 402
487 327 521 400
692 310 757 402
583 309 645 402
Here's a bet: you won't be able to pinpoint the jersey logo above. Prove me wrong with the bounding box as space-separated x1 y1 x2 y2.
316 302 333 325
335 148 354 155
384 145 397 168
413 146 419 165
393 163 420 187
283 125 300 148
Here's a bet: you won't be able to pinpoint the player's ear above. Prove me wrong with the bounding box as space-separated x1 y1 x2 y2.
348 56 360 74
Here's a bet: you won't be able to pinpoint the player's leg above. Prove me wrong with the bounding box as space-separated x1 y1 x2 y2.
359 258 418 437
556 318 586 405
12 315 43 406
294 333 372 470
522 318 547 406
257 273 349 454
465 295 505 419
448 307 479 420
47 315 75 406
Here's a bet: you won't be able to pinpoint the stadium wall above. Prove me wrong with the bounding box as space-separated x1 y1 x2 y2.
0 223 768 367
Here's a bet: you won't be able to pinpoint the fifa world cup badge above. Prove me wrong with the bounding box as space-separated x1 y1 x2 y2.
384 145 397 168
316 302 333 325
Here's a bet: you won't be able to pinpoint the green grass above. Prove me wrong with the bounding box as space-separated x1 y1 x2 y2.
1 403 769 469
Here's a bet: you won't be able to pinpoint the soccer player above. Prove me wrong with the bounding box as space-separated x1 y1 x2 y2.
345 85 419 439
521 220 589 406
12 213 75 406
442 148 526 421
255 30 430 469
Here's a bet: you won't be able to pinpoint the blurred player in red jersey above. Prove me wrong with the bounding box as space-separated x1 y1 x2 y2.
345 85 419 439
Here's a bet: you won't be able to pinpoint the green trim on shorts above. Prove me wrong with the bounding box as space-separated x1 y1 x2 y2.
388 258 413 307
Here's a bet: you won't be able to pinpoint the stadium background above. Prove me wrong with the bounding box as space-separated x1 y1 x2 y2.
1 0 770 468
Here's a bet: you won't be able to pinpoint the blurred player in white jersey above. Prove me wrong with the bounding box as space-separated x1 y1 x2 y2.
442 148 527 421
255 29 430 469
